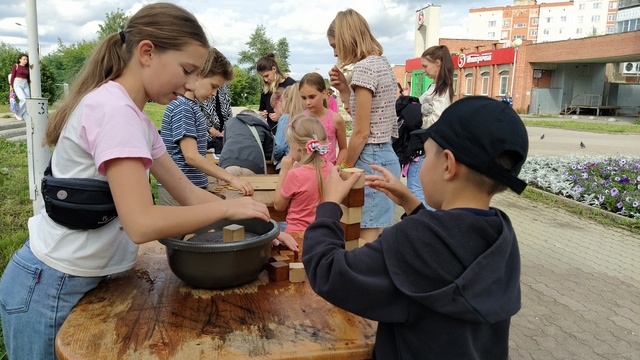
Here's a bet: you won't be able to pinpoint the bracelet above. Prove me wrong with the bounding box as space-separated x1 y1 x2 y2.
340 161 353 170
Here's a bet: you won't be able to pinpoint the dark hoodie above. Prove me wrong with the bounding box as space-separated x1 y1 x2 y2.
303 202 521 360
219 112 274 174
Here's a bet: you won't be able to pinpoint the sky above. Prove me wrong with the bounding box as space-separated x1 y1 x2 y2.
1 0 567 79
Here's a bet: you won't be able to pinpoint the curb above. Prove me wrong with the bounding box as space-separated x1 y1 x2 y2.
526 186 634 223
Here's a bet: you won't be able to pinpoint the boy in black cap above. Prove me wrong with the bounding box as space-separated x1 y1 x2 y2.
302 96 528 359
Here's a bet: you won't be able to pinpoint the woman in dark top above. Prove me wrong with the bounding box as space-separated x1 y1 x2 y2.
9 53 32 120
256 53 295 134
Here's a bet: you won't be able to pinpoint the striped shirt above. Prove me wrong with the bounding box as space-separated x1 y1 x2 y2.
161 95 208 188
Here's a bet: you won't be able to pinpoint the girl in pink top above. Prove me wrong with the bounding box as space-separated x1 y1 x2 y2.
274 114 334 233
299 72 347 166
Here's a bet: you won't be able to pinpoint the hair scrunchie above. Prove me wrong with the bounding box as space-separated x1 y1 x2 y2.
305 135 329 156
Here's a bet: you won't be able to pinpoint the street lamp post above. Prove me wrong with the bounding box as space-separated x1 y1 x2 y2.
509 38 523 106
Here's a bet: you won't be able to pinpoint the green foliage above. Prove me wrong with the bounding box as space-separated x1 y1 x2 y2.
237 25 291 75
97 8 130 41
229 65 261 106
45 38 97 91
521 119 640 134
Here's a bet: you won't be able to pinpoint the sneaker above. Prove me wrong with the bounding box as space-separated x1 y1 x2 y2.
14 114 23 120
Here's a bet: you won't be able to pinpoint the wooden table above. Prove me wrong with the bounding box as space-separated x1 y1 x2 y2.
56 236 376 359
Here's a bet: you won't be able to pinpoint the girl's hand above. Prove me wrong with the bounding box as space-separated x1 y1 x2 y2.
228 177 254 196
323 166 361 204
280 155 294 172
328 66 349 94
272 232 299 252
222 197 270 222
365 165 414 207
259 110 268 119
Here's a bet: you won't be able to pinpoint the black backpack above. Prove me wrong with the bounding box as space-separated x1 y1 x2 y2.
392 96 422 166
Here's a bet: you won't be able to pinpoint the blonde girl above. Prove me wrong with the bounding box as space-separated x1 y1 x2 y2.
256 53 296 133
299 72 347 166
274 114 333 233
327 8 401 243
273 84 305 164
0 4 272 358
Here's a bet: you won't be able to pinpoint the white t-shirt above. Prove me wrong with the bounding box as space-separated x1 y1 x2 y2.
29 81 166 277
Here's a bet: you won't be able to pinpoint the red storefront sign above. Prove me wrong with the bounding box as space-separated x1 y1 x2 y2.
406 47 515 71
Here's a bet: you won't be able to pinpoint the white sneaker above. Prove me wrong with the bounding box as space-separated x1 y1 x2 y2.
15 114 23 120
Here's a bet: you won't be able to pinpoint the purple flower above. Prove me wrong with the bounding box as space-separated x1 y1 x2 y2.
598 194 605 202
636 175 640 181
620 159 627 165
582 173 589 179
634 201 639 207
617 202 623 209
571 165 577 170
611 188 619 196
615 177 621 181
620 177 630 184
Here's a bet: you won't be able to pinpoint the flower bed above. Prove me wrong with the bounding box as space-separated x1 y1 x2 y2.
520 155 640 219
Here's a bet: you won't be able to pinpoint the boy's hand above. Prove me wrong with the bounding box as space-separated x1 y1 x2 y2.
323 166 361 204
228 177 254 196
365 165 417 208
272 232 299 252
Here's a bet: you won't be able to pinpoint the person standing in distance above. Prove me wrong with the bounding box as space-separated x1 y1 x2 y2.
256 53 296 134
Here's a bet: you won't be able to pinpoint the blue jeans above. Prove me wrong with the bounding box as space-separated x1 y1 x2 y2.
0 241 104 360
356 142 401 228
407 155 435 211
13 78 30 119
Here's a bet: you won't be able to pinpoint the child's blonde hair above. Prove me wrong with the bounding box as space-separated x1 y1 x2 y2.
285 114 329 202
45 3 208 146
270 86 286 110
281 84 304 118
327 9 383 67
199 47 234 81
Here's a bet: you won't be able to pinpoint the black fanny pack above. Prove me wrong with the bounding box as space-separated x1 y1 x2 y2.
41 161 118 230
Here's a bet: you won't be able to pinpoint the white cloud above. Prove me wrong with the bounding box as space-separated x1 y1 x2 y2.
2 0 567 78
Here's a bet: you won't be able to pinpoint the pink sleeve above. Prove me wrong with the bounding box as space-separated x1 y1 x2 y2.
80 95 165 175
280 169 300 200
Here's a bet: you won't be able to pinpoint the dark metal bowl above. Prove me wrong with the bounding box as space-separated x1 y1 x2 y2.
158 218 279 289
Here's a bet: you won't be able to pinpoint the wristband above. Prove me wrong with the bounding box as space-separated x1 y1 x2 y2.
340 161 353 170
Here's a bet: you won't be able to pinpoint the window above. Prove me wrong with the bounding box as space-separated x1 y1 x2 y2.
593 2 602 9
610 2 617 9
488 20 497 27
560 16 567 22
592 15 601 22
481 73 490 95
576 28 583 34
515 23 527 28
546 17 552 23
465 75 474 95
488 32 496 37
503 19 510 27
453 75 458 95
502 31 509 38
531 29 538 36
578 15 584 23
544 28 550 35
579 3 586 10
608 14 616 22
499 73 509 96
514 34 525 40
559 27 565 34
532 18 539 25
606 26 615 33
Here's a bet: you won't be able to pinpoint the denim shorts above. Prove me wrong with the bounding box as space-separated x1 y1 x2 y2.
0 240 104 360
356 142 401 228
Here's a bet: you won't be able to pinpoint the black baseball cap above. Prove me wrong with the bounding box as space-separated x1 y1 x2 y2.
410 96 529 194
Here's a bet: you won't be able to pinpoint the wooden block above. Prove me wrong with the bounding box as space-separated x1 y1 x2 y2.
223 224 244 242
339 204 362 224
340 168 365 189
289 263 305 283
269 255 290 264
341 187 365 207
182 233 196 241
340 222 361 241
280 250 295 262
345 238 366 251
268 261 289 282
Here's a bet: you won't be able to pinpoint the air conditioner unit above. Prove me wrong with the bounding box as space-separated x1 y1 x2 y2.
619 62 640 75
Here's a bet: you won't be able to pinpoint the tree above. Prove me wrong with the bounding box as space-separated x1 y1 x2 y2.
97 8 130 40
237 25 291 76
45 38 97 88
228 66 261 106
